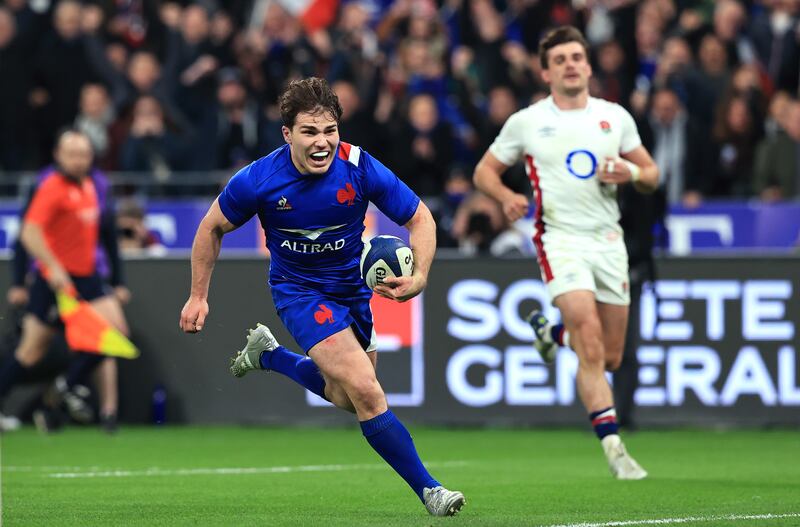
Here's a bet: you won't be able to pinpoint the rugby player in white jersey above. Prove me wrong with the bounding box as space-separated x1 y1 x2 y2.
473 26 659 479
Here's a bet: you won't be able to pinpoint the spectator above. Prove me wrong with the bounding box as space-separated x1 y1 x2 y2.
104 41 129 75
592 40 634 106
31 0 94 162
750 0 800 94
634 13 663 90
81 5 188 136
332 0 382 84
434 166 474 248
213 67 263 170
684 33 732 130
250 1 318 103
709 93 763 197
651 35 694 98
210 8 237 66
753 97 800 201
473 85 528 196
120 95 186 178
391 93 453 198
639 87 709 206
0 6 34 169
74 83 115 169
712 0 756 67
731 63 769 104
332 79 384 157
450 191 514 255
116 198 165 256
172 4 220 169
456 0 515 94
0 0 796 210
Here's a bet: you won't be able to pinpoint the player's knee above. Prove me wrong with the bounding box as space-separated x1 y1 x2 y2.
574 316 602 336
348 377 380 399
580 349 605 370
15 344 46 367
346 377 384 411
605 353 623 372
573 320 603 356
325 383 356 413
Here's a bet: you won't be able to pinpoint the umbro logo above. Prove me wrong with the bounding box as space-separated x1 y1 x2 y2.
537 126 556 138
277 196 293 211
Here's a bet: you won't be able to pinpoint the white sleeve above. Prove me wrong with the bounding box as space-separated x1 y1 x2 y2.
488 111 526 166
618 105 642 155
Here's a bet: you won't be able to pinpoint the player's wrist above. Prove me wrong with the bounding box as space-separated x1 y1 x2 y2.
622 160 641 183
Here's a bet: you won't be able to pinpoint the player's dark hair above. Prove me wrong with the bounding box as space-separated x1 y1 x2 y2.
279 77 343 128
538 26 590 69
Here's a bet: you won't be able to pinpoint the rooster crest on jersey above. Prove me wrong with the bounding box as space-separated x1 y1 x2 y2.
337 183 356 205
360 235 414 291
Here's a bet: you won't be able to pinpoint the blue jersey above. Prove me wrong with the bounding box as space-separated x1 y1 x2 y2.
218 142 420 294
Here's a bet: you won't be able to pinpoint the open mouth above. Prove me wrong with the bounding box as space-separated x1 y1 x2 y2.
309 151 330 164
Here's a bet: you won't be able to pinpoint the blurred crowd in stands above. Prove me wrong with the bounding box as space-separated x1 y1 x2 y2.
0 0 799 251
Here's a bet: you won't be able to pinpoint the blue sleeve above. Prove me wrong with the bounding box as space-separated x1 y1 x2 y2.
362 151 420 226
218 164 259 226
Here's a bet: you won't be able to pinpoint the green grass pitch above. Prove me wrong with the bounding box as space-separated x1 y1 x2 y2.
2 426 798 526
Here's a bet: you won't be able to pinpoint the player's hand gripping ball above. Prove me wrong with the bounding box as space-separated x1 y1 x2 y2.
360 235 414 291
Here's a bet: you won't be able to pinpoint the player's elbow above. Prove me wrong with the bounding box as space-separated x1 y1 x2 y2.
19 222 38 251
638 165 660 194
407 200 436 231
472 162 490 191
198 212 231 240
473 153 508 194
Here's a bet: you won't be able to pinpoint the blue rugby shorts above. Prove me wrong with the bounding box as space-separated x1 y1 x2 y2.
271 282 376 354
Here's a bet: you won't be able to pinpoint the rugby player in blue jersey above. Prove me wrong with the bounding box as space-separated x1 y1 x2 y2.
179 78 465 517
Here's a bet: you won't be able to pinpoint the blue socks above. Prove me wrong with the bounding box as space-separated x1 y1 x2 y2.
589 406 619 439
260 346 326 399
261 350 439 500
360 410 439 500
550 323 568 346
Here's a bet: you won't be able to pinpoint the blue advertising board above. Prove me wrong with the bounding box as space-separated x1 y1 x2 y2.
0 200 797 254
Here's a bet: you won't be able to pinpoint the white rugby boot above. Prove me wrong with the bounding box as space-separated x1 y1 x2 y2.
423 486 466 516
602 435 648 480
229 324 279 378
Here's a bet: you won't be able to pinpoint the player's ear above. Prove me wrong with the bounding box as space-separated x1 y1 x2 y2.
282 125 291 144
541 69 551 85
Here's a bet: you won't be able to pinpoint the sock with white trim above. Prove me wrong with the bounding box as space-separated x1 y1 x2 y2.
589 406 619 439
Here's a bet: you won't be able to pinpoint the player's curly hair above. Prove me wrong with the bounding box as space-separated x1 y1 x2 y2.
538 26 590 69
279 77 343 128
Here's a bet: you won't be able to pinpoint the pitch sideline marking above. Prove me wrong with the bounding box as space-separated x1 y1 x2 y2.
546 512 800 527
3 465 104 472
39 460 468 479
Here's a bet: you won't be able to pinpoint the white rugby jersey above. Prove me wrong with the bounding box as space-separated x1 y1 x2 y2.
489 96 641 237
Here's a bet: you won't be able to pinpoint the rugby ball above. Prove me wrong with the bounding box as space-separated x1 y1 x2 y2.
360 235 414 290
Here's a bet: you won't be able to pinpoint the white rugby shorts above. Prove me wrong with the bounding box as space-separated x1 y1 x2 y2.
534 229 630 306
